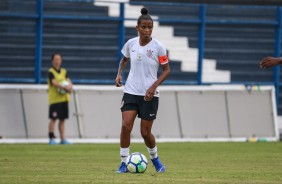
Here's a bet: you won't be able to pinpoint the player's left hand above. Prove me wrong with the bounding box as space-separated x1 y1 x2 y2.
144 85 157 101
260 56 282 69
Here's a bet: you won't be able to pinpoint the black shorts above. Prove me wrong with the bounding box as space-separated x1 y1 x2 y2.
49 102 69 120
120 93 159 120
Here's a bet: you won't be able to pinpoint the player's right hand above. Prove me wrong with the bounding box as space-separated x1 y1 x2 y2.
115 75 123 87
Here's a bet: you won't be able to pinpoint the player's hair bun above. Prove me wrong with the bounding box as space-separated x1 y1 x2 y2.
141 8 149 15
137 7 152 25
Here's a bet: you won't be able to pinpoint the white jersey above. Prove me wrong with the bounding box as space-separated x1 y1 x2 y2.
121 37 168 97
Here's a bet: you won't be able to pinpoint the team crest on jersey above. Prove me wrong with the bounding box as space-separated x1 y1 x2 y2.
146 49 154 59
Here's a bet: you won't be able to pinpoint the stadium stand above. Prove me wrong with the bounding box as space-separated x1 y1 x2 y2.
0 0 37 80
1 0 275 83
129 0 275 83
0 0 282 113
95 0 231 83
0 0 199 83
42 1 120 82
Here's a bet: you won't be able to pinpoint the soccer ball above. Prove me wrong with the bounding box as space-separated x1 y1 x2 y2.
57 80 69 94
126 152 148 173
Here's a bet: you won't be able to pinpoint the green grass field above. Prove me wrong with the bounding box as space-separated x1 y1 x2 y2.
1 142 282 184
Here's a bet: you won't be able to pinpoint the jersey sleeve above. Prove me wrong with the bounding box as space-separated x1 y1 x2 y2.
49 72 54 81
157 43 169 65
48 71 54 85
121 40 130 58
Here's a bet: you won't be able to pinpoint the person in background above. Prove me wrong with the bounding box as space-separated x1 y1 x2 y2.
48 53 73 145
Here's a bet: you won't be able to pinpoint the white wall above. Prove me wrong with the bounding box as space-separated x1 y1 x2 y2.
0 85 278 141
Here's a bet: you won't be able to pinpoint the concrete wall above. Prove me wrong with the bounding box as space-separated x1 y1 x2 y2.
0 85 278 141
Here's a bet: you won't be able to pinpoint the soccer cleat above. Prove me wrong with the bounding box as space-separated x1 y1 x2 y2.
60 140 71 145
151 157 166 172
116 162 128 173
49 139 57 145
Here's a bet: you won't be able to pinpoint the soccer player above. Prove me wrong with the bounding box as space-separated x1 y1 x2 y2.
115 8 170 173
260 56 282 68
48 53 73 145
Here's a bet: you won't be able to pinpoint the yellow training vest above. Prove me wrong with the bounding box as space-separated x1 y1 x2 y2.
48 67 70 105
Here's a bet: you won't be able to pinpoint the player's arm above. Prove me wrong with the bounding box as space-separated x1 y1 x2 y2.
260 56 282 69
51 79 71 93
64 71 73 93
49 72 71 93
65 78 73 93
144 62 170 101
51 79 61 88
154 63 170 86
49 72 63 89
115 56 129 87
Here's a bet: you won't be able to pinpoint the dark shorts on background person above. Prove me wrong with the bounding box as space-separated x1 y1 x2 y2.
121 93 159 120
49 102 69 120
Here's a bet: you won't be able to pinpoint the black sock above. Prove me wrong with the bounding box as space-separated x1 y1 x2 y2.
48 132 56 139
